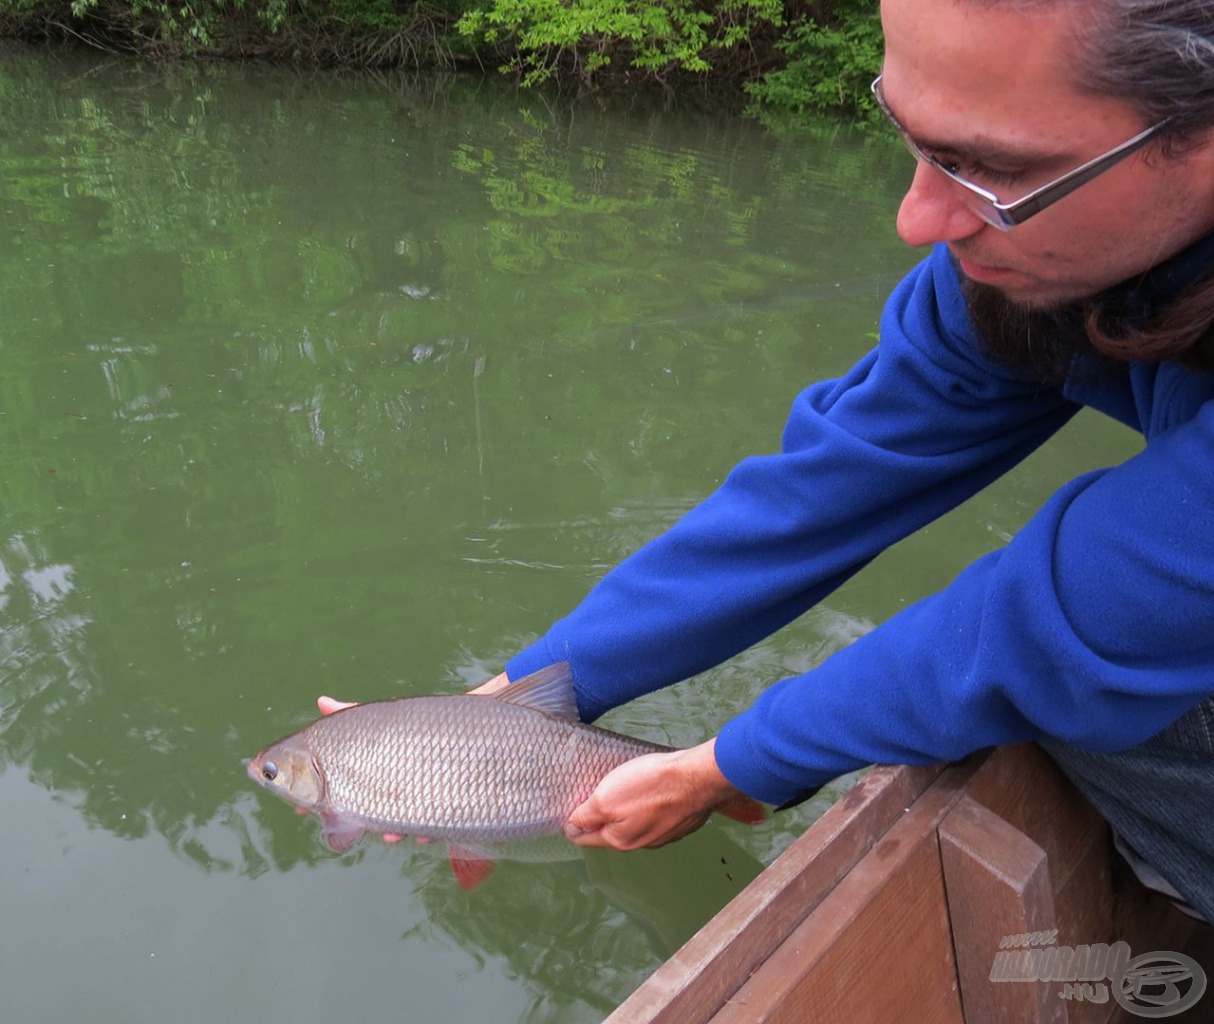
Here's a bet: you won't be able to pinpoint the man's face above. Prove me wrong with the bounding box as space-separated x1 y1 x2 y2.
880 0 1214 307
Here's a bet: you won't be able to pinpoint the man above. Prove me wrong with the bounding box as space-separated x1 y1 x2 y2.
471 0 1214 920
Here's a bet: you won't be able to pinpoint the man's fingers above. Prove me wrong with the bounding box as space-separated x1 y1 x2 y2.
564 798 611 846
565 825 611 848
317 696 356 715
319 677 508 712
468 671 510 696
563 796 666 851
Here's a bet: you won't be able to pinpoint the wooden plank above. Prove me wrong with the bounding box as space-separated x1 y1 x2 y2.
966 745 1107 894
1049 826 1119 1024
606 741 1212 1024
957 745 1210 1024
960 747 1123 1024
604 762 947 1024
939 794 1065 1024
706 761 982 1024
1048 818 1113 948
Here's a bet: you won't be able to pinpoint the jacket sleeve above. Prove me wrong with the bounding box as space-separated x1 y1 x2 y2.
713 393 1214 804
507 246 1078 723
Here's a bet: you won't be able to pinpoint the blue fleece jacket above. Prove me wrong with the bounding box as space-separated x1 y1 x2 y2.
506 242 1214 807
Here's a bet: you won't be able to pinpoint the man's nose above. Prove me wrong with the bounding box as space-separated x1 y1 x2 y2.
896 162 987 248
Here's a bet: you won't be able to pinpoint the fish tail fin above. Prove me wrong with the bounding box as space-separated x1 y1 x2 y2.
715 795 766 826
447 844 497 890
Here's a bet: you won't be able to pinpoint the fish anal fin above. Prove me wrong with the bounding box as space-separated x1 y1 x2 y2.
715 795 767 826
447 844 497 890
319 812 366 853
494 662 579 721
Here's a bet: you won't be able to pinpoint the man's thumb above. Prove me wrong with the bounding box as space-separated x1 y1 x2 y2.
565 799 601 839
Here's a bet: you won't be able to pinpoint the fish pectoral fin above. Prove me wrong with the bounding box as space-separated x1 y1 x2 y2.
447 844 497 891
319 812 366 853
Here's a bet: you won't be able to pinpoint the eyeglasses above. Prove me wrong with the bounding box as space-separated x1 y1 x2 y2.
870 74 1172 230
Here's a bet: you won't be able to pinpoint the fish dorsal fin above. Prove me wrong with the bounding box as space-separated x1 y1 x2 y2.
494 662 579 720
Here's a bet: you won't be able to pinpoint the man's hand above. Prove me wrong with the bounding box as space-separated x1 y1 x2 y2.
564 739 743 850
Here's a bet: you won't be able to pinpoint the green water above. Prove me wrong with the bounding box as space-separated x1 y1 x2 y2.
0 46 1139 1024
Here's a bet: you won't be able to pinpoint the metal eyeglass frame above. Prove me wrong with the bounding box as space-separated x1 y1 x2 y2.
870 74 1173 230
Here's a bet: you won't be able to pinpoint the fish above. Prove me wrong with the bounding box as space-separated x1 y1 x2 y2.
245 662 765 889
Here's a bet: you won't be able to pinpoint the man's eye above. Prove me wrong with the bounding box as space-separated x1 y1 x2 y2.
924 148 963 176
931 150 1024 188
968 162 1023 187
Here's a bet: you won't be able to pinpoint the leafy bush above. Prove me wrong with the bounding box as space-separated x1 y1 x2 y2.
1 0 883 122
2 0 465 61
68 0 291 49
744 0 882 121
457 0 784 86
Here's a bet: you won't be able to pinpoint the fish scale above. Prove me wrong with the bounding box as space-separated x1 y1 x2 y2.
315 697 659 838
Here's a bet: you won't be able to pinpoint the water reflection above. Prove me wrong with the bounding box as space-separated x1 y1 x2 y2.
381 823 767 1016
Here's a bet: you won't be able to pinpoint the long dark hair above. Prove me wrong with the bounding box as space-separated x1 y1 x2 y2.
978 0 1214 370
1086 276 1214 371
1077 0 1214 369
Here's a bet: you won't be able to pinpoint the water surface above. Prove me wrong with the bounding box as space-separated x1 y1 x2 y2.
0 47 1139 1024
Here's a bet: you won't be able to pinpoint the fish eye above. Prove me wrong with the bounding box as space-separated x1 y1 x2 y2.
262 761 278 781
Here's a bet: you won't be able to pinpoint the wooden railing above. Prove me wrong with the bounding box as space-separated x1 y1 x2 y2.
606 745 1213 1024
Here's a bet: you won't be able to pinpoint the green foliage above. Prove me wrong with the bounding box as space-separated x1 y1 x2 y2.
0 0 45 17
47 0 298 50
1 0 456 55
456 0 782 85
318 0 407 32
1 0 883 122
744 0 883 122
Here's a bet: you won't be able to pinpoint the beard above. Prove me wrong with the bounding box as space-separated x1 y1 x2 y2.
961 276 1096 385
959 227 1214 378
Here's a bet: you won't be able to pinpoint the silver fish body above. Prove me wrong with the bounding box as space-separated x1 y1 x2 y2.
246 664 668 850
